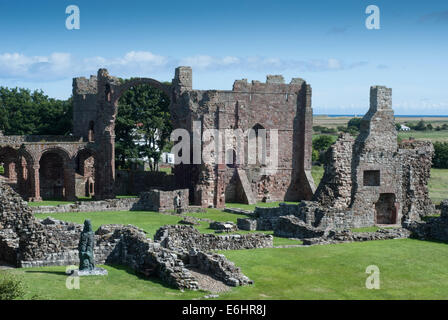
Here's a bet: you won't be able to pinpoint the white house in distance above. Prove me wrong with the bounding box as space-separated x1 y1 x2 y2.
400 124 411 131
132 123 174 166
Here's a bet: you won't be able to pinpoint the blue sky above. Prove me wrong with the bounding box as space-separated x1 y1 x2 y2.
0 0 447 114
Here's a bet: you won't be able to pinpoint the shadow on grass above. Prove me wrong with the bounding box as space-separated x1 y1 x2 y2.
24 270 67 276
106 264 185 290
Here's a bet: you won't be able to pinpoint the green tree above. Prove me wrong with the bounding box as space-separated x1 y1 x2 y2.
433 142 448 169
0 87 72 135
347 117 362 131
116 82 172 171
415 119 426 131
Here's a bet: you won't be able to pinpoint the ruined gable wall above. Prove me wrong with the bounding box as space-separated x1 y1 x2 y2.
313 133 354 209
184 75 314 206
399 140 435 221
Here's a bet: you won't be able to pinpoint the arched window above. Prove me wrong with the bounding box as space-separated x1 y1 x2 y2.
226 149 237 168
105 84 111 102
88 121 95 142
251 124 266 165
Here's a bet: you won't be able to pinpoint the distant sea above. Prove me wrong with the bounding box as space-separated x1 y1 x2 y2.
315 114 448 118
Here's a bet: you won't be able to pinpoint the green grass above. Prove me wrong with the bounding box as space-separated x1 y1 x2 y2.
428 168 448 205
399 130 448 143
4 238 448 299
34 210 181 237
312 165 324 186
1 265 204 300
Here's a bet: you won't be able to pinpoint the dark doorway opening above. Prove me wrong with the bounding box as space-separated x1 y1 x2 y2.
375 193 397 224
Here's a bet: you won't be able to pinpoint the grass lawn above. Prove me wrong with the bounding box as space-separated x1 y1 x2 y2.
398 130 448 143
428 168 448 205
34 209 302 246
3 238 448 300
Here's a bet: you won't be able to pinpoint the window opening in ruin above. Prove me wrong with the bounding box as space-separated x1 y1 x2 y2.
363 170 380 186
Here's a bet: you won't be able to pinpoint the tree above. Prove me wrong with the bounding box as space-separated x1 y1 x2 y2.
116 82 172 171
313 135 336 153
313 135 336 164
433 142 448 169
347 117 362 131
0 87 72 135
415 119 426 131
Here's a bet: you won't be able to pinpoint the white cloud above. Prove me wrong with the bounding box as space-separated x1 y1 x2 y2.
0 51 367 81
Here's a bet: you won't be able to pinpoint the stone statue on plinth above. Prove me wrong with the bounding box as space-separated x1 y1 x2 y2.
69 219 108 276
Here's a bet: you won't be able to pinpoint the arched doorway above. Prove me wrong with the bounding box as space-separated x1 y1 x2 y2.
375 193 397 224
75 149 96 198
39 149 72 200
0 147 19 184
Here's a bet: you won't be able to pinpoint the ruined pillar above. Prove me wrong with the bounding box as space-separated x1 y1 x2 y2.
28 164 42 202
64 166 77 201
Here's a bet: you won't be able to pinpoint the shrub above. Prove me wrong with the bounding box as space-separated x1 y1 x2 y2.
347 118 362 131
0 273 25 300
433 142 448 169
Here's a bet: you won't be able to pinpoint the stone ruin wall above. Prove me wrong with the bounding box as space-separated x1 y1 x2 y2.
238 86 436 236
71 67 315 208
0 182 270 289
184 74 315 208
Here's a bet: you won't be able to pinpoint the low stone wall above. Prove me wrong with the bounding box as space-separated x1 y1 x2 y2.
406 200 448 242
30 189 189 214
303 228 411 245
154 225 273 252
273 215 328 239
188 249 253 287
30 198 140 214
139 189 189 212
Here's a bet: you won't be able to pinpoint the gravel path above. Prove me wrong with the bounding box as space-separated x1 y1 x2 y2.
187 268 232 293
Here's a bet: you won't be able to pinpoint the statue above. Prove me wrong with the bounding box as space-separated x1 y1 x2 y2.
79 219 95 271
174 192 183 214
69 219 107 276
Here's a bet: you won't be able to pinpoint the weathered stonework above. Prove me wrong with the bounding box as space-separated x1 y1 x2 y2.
0 181 266 289
308 86 435 229
240 86 435 237
154 225 273 252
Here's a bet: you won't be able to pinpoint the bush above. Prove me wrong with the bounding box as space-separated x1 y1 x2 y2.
313 135 336 164
0 273 25 300
313 135 335 152
347 118 362 131
433 142 448 169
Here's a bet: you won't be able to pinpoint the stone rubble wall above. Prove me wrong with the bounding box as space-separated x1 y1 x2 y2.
188 249 253 287
1 182 253 290
30 189 189 214
406 200 448 242
154 225 273 252
30 198 140 214
273 215 328 239
303 228 411 245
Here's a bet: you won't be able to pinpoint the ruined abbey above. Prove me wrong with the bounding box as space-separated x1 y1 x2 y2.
0 67 315 208
1 67 444 291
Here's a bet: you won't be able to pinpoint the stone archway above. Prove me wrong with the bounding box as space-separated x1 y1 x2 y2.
375 193 397 224
93 71 173 200
75 148 97 198
38 148 75 201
